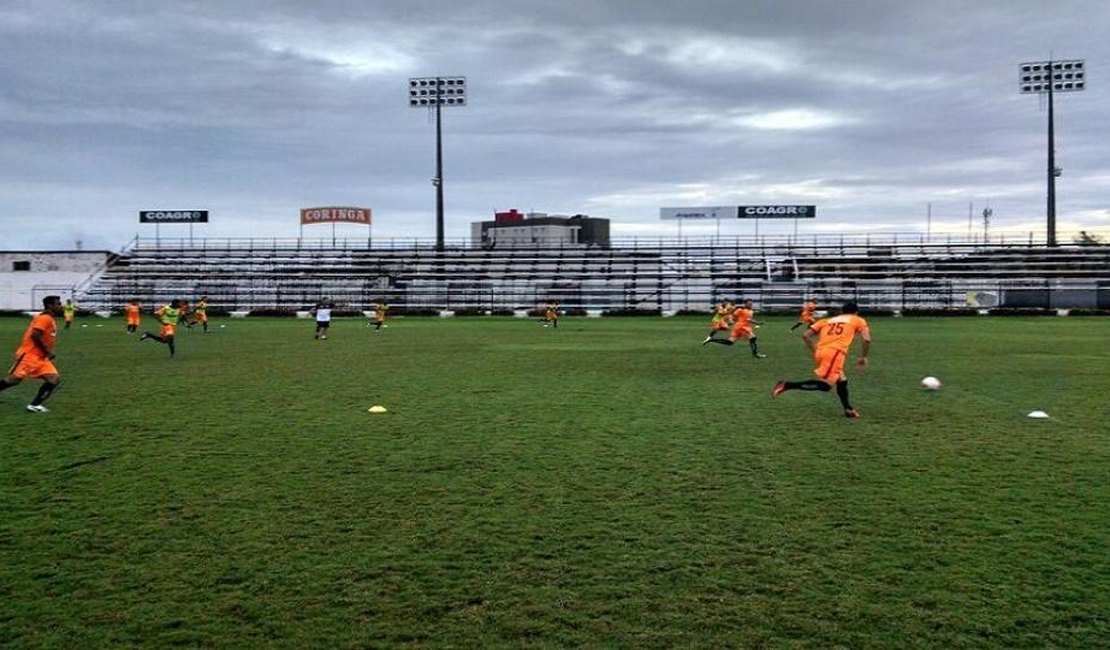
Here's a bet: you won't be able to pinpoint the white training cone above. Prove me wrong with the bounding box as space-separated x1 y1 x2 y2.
1026 410 1050 419
368 405 388 413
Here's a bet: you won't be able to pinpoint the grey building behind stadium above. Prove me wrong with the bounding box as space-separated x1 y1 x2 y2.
471 210 610 249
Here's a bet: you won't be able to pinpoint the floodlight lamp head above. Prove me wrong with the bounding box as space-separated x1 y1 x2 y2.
1019 59 1086 94
408 76 468 108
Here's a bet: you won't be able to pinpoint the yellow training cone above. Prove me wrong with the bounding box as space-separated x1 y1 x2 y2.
368 405 388 413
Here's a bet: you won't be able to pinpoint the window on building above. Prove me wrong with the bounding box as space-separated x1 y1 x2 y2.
12 261 31 271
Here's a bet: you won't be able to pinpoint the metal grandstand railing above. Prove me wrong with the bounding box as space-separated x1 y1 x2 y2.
134 230 1070 253
77 234 1110 313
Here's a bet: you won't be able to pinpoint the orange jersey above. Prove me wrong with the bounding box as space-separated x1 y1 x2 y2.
731 307 754 328
810 314 870 354
125 304 141 322
16 313 57 360
728 306 756 340
799 301 816 323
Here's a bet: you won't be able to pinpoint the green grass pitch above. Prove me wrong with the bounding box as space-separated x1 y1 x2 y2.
1 315 1108 647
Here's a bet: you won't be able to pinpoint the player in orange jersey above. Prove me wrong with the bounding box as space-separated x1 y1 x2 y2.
790 300 817 333
193 296 209 332
705 300 734 341
702 299 765 358
772 301 871 418
178 300 193 330
370 300 389 331
124 299 142 334
0 295 64 412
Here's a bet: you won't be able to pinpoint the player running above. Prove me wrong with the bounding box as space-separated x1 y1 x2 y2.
370 301 389 331
772 301 871 418
705 300 734 341
0 295 64 412
62 299 77 330
538 300 559 328
789 300 817 333
140 299 185 357
313 298 333 339
703 299 765 358
124 299 142 334
194 296 209 332
178 300 193 330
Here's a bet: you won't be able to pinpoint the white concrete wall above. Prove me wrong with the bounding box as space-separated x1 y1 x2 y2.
0 252 111 310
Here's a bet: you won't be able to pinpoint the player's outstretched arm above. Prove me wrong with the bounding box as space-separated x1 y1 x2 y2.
802 328 818 353
856 337 871 367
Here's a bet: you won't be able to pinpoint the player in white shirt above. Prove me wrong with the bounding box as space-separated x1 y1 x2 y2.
312 298 333 340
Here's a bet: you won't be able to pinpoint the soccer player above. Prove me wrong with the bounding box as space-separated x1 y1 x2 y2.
370 301 389 331
140 299 185 357
178 300 193 330
62 298 77 330
705 300 733 340
703 299 766 357
194 296 209 332
0 295 64 412
124 299 142 334
312 298 332 339
790 300 818 333
772 301 871 419
537 300 559 328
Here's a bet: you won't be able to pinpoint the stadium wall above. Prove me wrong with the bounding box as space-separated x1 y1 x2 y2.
0 251 114 311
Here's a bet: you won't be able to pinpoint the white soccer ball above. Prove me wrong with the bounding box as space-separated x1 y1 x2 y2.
921 376 942 390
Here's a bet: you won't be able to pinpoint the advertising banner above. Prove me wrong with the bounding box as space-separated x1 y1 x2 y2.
300 207 372 225
737 205 816 219
140 210 209 223
659 206 737 220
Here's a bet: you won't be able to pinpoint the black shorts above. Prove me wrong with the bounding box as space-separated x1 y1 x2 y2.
316 321 330 329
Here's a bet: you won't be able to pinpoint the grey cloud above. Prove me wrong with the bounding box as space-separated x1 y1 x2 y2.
1 0 1108 248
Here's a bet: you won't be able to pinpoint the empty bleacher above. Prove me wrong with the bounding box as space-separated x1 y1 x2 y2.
77 235 1110 312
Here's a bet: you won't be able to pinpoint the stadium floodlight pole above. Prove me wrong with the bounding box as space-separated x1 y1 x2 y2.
409 76 467 252
1020 58 1085 247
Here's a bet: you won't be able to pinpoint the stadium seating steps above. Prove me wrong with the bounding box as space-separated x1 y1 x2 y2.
78 239 1110 312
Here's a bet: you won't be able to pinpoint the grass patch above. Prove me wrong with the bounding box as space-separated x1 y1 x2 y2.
1 316 1108 647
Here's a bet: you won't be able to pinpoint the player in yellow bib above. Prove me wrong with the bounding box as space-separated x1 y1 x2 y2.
140 299 184 357
705 300 733 341
62 299 77 330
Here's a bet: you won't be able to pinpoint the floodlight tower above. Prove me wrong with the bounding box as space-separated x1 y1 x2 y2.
409 76 467 252
1020 59 1086 247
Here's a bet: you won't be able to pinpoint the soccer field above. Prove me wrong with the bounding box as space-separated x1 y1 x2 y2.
1 315 1108 647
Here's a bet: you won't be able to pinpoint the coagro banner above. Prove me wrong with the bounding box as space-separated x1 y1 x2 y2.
300 206 372 225
140 210 209 223
737 205 816 219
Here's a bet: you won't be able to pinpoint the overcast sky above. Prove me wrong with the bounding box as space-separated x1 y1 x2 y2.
1 0 1108 251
